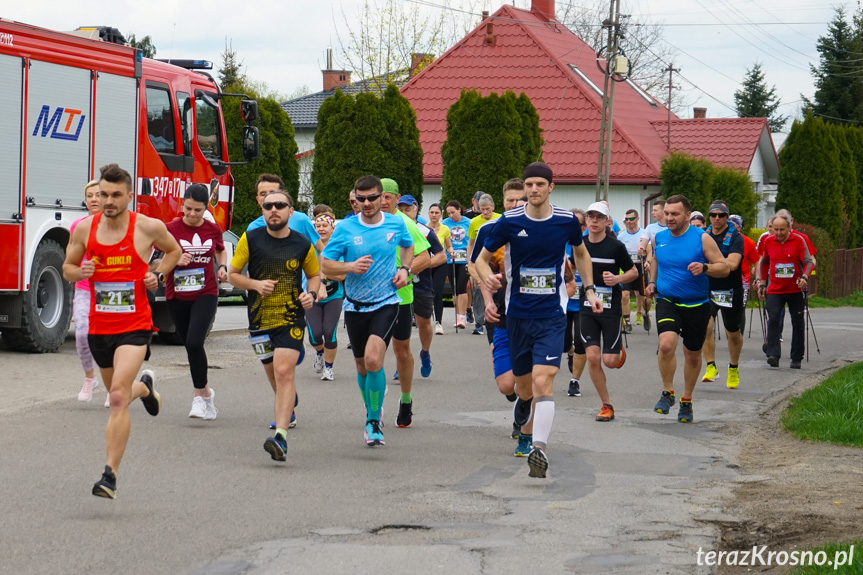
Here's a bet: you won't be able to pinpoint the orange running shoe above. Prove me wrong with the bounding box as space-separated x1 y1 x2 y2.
596 403 615 422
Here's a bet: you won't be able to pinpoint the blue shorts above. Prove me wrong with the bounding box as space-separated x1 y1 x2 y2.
507 315 567 377
492 327 512 378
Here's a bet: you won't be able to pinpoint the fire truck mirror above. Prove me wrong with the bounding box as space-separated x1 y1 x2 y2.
243 126 260 161
240 100 258 122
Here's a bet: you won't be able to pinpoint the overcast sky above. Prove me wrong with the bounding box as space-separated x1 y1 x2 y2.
3 0 849 129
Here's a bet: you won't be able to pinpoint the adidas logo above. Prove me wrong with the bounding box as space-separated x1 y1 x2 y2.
517 229 528 237
180 233 213 255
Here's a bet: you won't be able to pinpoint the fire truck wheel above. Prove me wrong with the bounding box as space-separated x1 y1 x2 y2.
1 239 73 353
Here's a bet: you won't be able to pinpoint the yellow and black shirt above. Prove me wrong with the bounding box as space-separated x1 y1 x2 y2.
231 227 319 331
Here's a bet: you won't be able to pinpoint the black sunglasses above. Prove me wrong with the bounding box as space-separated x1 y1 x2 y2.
624 216 637 221
355 193 382 203
263 201 290 211
709 213 727 218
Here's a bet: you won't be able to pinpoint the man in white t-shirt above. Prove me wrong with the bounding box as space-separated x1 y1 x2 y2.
618 208 648 332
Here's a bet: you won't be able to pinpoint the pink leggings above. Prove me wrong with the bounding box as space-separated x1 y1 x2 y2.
73 289 94 373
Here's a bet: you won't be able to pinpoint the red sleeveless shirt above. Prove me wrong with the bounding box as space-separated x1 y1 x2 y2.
87 212 152 334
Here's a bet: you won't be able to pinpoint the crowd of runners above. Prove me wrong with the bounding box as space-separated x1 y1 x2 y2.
61 162 817 497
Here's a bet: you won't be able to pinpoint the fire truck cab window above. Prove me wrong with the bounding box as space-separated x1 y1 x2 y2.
177 91 192 156
195 93 222 160
145 87 176 153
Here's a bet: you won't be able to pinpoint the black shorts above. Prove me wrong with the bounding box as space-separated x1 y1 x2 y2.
393 302 414 340
620 262 644 295
449 263 469 295
708 288 744 333
88 330 152 369
579 313 623 354
345 304 400 358
412 290 434 320
249 325 305 365
656 299 711 352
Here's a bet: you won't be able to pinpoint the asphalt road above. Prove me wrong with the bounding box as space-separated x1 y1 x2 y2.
1 304 862 575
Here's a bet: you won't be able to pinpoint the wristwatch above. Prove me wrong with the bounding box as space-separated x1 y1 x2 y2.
156 271 166 283
219 264 227 271
702 263 709 274
399 265 411 275
310 290 318 301
583 284 596 293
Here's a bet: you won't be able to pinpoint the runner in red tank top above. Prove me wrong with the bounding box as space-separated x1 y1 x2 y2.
64 163 182 499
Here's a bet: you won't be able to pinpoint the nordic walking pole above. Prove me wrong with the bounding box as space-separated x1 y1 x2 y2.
452 259 459 334
640 253 651 335
803 290 821 358
757 286 768 353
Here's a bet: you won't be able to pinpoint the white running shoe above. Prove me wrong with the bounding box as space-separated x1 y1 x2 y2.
78 377 99 402
104 393 111 408
313 352 325 373
321 365 334 381
189 396 207 419
203 388 218 420
435 322 444 335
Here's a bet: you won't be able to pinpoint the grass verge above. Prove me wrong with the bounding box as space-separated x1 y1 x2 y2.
781 362 863 447
786 541 862 574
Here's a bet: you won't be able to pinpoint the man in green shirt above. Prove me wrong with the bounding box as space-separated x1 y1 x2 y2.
381 178 431 428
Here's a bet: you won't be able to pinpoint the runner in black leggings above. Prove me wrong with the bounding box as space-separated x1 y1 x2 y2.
308 211 344 381
163 184 227 420
426 203 452 334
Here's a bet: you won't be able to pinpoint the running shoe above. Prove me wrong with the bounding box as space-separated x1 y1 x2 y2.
393 370 399 381
139 370 161 416
455 318 467 329
264 433 287 461
189 396 207 419
78 377 99 402
654 390 675 414
420 350 432 378
790 360 802 369
702 363 718 382
567 379 581 397
615 347 627 369
92 465 117 499
472 324 484 335
511 421 520 439
269 411 297 430
203 388 218 420
396 401 413 428
104 394 110 408
726 367 740 389
767 356 779 368
513 396 533 427
364 420 385 446
595 403 615 422
313 352 324 373
636 313 643 326
435 322 444 335
321 366 335 381
527 447 549 478
514 434 533 457
677 400 694 423
623 320 633 334
643 311 651 332
466 308 474 323
506 392 518 402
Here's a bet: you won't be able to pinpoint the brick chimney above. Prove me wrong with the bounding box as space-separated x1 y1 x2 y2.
532 0 555 21
410 53 434 78
322 47 351 91
693 107 707 119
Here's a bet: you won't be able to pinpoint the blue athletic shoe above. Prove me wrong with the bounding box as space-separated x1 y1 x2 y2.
269 411 297 430
393 370 399 381
364 420 386 447
514 433 533 457
420 350 432 378
264 433 287 461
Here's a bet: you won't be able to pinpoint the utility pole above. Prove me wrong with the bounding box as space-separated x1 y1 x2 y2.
664 63 679 151
595 0 624 202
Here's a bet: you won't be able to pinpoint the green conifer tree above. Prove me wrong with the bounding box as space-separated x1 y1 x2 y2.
709 166 758 233
659 152 714 214
831 125 859 248
379 84 424 204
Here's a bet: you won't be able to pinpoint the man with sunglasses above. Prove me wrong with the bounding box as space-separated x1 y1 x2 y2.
229 191 321 463
701 201 745 389
617 209 648 333
321 176 415 447
345 189 361 219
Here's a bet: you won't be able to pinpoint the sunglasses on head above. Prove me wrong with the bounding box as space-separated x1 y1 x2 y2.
709 212 727 218
355 193 382 203
263 201 290 211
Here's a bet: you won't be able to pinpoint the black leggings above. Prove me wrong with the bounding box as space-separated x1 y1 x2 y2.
307 297 343 349
168 295 217 389
432 264 448 323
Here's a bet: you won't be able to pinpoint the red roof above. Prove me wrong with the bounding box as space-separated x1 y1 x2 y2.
650 118 773 172
401 5 775 186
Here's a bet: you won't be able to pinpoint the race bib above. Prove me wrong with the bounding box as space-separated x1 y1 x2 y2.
595 286 613 309
94 282 135 313
710 289 734 308
453 249 467 263
249 333 274 361
520 267 556 295
174 268 205 292
775 263 795 278
570 280 582 301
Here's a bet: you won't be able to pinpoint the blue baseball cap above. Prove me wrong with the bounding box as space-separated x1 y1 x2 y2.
397 195 418 206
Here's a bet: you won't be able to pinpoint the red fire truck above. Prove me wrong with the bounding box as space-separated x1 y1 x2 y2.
0 20 258 352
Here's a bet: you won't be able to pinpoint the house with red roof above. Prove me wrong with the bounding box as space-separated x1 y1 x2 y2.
399 0 779 226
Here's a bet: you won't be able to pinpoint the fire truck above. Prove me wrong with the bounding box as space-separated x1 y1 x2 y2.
0 20 259 352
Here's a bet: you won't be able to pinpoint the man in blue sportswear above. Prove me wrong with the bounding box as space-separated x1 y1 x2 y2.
475 162 602 479
644 194 729 424
321 175 414 447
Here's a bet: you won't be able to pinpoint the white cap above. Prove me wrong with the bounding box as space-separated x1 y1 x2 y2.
586 202 611 218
